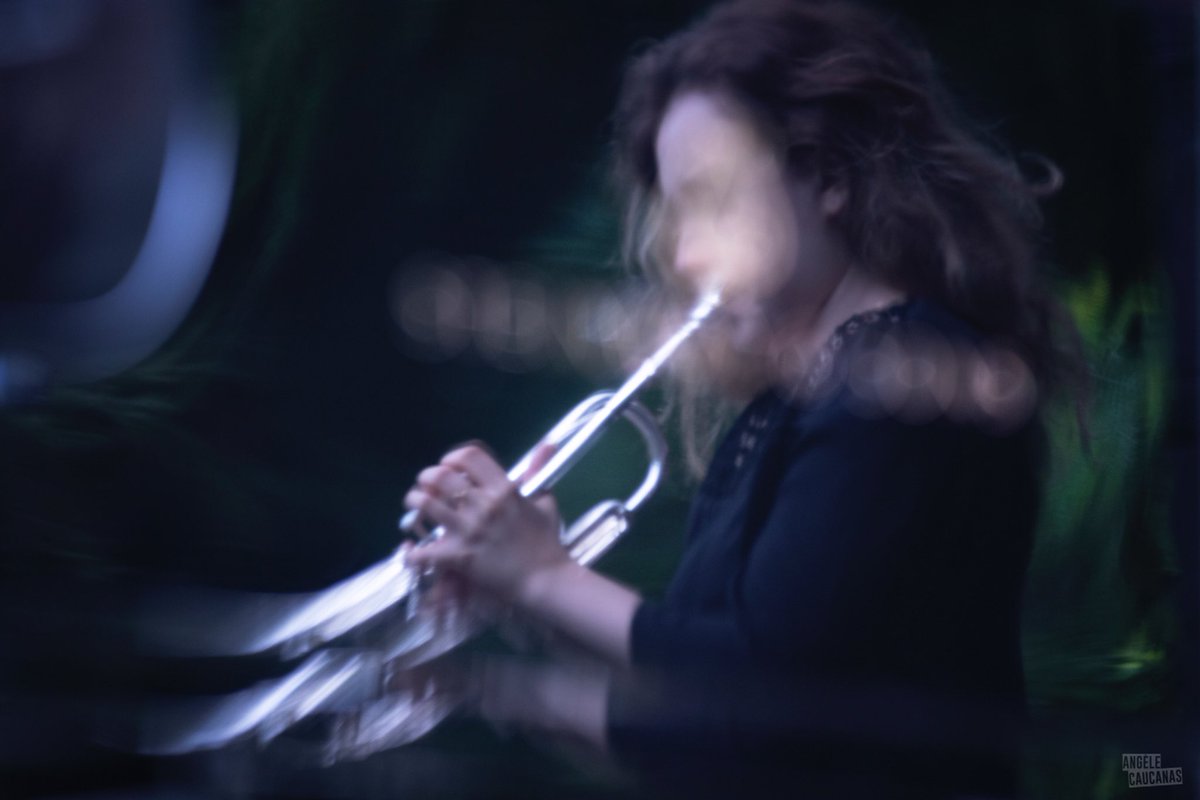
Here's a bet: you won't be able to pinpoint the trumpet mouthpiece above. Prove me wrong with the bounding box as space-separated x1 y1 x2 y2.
691 288 723 320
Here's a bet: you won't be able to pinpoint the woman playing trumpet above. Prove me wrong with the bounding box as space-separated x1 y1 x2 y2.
404 0 1081 793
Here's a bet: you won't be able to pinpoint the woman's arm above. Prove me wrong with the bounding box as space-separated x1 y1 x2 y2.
517 559 640 666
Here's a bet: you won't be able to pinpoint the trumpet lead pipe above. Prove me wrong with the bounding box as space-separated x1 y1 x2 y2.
515 289 721 497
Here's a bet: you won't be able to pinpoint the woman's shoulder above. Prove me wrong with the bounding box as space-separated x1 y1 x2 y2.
795 296 1041 440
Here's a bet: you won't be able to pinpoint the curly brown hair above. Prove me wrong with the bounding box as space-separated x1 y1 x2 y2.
613 0 1085 471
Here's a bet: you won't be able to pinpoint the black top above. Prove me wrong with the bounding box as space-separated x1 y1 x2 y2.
609 298 1041 797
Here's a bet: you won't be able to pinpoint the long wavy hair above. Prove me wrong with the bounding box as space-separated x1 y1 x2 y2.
612 0 1085 475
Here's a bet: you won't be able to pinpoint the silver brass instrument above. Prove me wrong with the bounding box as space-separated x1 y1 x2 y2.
140 289 722 762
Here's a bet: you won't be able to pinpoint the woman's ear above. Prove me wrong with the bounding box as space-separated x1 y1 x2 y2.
819 181 848 217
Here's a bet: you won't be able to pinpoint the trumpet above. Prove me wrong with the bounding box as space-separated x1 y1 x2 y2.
400 286 722 560
140 288 722 761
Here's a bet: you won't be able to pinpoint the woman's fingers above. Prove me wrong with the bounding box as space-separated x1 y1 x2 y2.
442 444 511 489
416 465 476 505
531 491 559 519
404 487 463 532
405 535 474 573
402 440 568 601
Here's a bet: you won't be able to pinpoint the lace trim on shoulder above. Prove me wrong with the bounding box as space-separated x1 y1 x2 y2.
802 300 911 395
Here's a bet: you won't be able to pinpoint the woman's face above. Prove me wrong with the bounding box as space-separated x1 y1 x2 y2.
653 90 849 345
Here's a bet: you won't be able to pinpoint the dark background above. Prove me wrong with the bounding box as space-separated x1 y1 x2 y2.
0 1 1194 797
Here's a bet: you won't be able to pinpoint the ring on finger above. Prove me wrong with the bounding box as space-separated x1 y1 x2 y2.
446 470 475 506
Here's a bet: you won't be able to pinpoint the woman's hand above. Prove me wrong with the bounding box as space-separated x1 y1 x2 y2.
404 443 641 666
403 443 570 604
